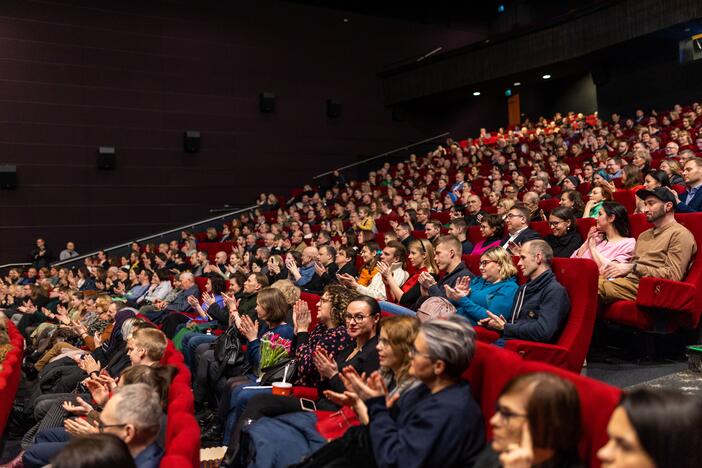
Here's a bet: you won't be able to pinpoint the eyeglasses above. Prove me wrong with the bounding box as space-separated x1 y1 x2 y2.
409 346 434 360
344 313 371 324
479 259 496 267
318 296 332 305
506 213 524 219
97 418 127 433
494 404 527 422
548 220 565 227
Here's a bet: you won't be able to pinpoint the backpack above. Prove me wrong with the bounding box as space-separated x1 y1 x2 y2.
213 327 251 379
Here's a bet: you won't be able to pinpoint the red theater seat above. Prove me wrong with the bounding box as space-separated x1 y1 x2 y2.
601 213 702 332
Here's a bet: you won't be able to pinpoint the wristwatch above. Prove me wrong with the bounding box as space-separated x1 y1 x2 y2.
631 263 638 276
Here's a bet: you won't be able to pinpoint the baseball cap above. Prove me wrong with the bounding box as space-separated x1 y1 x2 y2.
635 187 677 204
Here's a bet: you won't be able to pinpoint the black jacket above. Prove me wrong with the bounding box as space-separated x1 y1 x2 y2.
503 269 570 343
545 231 583 258
427 262 474 299
501 227 541 248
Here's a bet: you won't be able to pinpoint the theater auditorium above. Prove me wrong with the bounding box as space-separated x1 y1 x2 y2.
0 1 701 467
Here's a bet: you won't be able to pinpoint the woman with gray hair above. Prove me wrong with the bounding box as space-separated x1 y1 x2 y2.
328 315 485 468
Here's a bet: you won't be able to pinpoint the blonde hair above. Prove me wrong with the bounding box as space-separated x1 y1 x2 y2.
380 315 420 385
131 328 167 361
408 239 438 275
481 247 518 280
271 279 301 306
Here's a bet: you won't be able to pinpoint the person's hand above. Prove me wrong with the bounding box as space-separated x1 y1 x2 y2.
323 389 370 425
222 292 240 312
377 261 391 282
499 421 534 468
62 396 94 416
201 291 215 307
339 368 390 402
238 314 259 342
507 241 521 256
601 262 634 279
336 273 358 289
293 299 312 333
71 319 88 336
79 355 101 375
314 262 326 276
64 417 99 436
285 257 299 275
445 283 470 302
418 271 437 289
85 378 110 406
478 311 507 331
313 347 339 379
95 372 118 391
269 261 281 275
186 295 199 307
665 186 681 204
93 331 103 348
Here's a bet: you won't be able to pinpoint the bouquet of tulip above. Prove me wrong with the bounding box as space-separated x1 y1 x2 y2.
258 332 292 375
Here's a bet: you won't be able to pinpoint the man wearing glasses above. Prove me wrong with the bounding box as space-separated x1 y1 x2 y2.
501 204 541 253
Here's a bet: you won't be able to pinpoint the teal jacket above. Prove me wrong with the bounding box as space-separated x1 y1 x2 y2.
453 276 519 325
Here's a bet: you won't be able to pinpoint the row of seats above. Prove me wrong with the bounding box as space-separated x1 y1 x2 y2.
0 321 25 435
158 341 201 467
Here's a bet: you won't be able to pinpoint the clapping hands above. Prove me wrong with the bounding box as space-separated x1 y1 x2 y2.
444 276 471 301
238 314 259 342
292 299 312 333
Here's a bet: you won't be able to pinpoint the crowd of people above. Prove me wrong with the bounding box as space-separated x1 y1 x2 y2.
1 102 702 466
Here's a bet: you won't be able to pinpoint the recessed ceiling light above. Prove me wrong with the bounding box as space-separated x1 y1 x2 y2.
343 18 349 23
473 91 481 96
542 74 551 79
513 82 521 86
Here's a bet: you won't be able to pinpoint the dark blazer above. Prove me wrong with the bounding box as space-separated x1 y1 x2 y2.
501 227 542 248
337 261 358 278
676 186 702 213
545 231 583 258
164 284 200 314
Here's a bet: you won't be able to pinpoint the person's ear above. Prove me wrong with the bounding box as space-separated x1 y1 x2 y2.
434 359 446 376
122 423 136 444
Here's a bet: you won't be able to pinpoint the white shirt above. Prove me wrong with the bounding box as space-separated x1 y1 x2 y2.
357 263 409 300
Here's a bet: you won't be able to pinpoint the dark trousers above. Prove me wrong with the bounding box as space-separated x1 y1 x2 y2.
23 427 70 468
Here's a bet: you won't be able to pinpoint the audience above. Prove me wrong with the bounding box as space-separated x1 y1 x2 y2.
673 157 702 212
472 214 504 255
381 239 438 309
543 206 582 258
572 201 635 273
501 204 541 253
417 235 473 304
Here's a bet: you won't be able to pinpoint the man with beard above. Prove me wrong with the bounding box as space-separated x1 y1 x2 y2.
598 187 696 303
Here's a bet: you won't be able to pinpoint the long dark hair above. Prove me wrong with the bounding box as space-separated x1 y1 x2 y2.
621 388 702 468
646 169 670 188
600 201 631 238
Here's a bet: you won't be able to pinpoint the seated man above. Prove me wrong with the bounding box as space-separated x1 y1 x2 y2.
286 246 318 288
599 187 697 303
448 218 474 254
416 235 473 304
500 204 541 253
140 271 199 323
479 240 570 343
673 157 702 212
338 241 409 301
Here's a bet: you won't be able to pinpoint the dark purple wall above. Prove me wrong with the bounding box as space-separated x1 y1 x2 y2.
0 0 483 264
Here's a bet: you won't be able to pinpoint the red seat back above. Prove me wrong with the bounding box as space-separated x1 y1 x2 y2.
612 190 636 213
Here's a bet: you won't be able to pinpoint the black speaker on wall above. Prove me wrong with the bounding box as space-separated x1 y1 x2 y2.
259 92 276 113
184 131 201 153
97 146 116 170
0 164 17 189
326 99 342 118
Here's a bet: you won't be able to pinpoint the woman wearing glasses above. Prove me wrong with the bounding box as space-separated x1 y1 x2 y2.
544 207 582 258
473 372 582 468
444 247 519 325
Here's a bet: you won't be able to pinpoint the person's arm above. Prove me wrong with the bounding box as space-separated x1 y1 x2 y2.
635 230 696 281
294 265 315 287
356 274 387 300
503 284 570 342
456 281 517 323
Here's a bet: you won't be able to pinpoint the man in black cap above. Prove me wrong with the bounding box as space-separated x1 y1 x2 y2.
598 187 696 303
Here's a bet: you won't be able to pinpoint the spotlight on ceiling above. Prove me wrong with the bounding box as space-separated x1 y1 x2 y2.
472 91 481 96
542 74 552 80
513 82 521 86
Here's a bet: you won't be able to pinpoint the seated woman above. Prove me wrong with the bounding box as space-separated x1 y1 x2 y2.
196 287 294 443
306 315 484 468
544 207 583 258
218 295 381 453
598 388 702 468
381 239 439 309
473 372 582 468
571 201 635 274
583 183 614 218
444 247 518 325
472 214 504 255
560 190 585 218
659 159 684 186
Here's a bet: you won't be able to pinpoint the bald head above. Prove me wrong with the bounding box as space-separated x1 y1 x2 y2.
301 246 319 265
